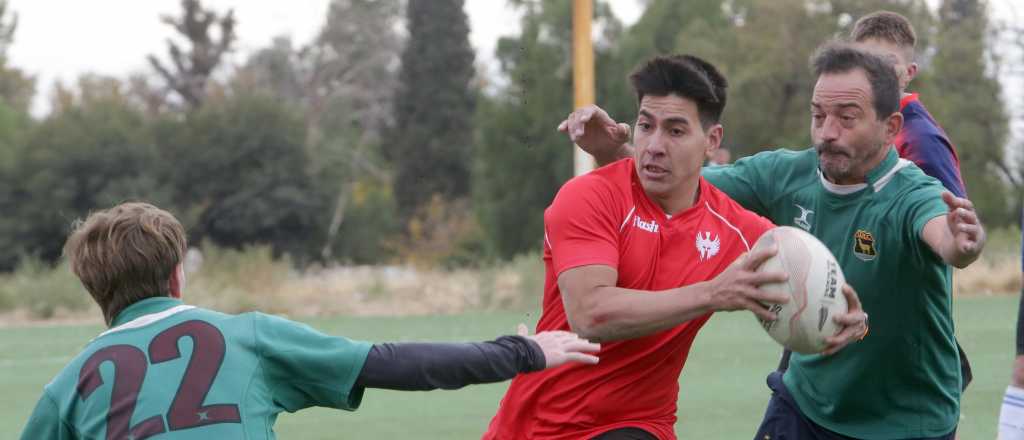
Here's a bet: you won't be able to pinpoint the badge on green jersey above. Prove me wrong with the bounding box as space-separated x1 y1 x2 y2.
853 230 877 261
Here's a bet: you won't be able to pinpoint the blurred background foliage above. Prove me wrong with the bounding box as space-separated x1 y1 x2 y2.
0 0 1019 309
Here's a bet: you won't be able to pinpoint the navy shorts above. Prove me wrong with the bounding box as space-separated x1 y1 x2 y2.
592 428 657 440
753 371 955 440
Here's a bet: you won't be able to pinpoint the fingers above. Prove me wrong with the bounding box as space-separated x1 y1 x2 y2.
562 339 602 353
840 284 862 312
822 309 867 355
569 111 585 141
822 325 860 354
821 340 849 356
956 223 981 236
541 333 601 368
517 323 529 337
831 311 866 327
745 299 779 322
745 270 789 286
570 107 595 139
747 287 790 306
562 352 600 365
952 207 979 226
821 285 866 356
941 191 956 209
615 122 631 142
743 244 778 271
942 192 975 212
560 106 625 143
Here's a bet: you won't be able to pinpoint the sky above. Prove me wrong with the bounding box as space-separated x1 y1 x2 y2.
4 0 641 116
3 0 1021 162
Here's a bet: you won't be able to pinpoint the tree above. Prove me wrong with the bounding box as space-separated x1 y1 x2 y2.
0 75 163 269
235 0 404 262
990 3 1024 218
153 93 322 260
921 0 1012 225
0 99 32 270
473 0 621 258
385 0 476 222
148 0 236 110
0 0 33 114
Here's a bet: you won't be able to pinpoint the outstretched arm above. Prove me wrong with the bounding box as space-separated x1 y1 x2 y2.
355 326 599 391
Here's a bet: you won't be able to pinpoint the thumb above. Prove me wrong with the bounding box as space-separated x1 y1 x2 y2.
616 122 631 140
517 323 529 337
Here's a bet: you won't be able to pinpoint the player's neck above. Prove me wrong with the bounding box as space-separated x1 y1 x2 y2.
652 178 701 216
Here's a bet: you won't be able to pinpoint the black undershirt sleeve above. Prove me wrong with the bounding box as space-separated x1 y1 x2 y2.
355 335 547 391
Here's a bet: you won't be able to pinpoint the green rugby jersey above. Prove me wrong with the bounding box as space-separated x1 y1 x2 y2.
20 297 372 440
704 147 960 439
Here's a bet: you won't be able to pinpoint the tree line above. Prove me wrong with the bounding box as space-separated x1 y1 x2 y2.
0 0 1019 272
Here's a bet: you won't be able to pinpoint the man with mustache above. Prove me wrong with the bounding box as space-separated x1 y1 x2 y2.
484 54 867 440
563 43 984 439
847 8 974 390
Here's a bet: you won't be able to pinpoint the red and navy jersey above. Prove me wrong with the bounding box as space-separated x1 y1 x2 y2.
895 93 967 198
484 158 773 440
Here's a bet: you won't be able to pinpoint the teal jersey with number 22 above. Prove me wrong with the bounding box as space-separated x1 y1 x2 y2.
20 297 372 440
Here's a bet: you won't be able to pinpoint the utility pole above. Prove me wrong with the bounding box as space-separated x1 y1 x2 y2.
572 0 596 176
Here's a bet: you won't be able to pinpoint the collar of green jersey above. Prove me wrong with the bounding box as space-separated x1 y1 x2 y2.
111 296 185 328
817 146 906 196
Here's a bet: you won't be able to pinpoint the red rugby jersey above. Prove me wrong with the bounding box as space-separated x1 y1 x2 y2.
484 158 774 440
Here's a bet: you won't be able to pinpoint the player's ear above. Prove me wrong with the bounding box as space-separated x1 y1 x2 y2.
169 263 185 299
883 112 903 145
905 62 918 86
705 123 724 155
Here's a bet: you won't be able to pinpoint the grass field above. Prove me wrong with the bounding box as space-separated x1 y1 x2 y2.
1 295 1018 439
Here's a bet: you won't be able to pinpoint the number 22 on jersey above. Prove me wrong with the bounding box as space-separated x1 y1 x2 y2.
76 320 240 440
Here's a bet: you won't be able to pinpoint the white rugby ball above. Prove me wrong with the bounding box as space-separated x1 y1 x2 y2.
752 226 848 354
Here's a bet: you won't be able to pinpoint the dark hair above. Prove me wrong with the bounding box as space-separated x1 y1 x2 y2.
811 42 900 120
629 54 728 129
850 11 917 52
64 202 187 325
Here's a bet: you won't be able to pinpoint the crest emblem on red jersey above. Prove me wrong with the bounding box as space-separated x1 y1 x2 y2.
695 231 720 261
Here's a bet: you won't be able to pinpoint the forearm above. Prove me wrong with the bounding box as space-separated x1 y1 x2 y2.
570 282 714 343
593 143 634 167
354 336 545 391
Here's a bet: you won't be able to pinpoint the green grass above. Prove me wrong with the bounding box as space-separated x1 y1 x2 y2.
1 296 1017 438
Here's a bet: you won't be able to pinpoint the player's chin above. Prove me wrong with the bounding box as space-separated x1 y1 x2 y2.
818 159 851 179
639 176 672 194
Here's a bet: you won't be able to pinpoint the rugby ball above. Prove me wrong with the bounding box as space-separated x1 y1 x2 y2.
752 226 848 354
